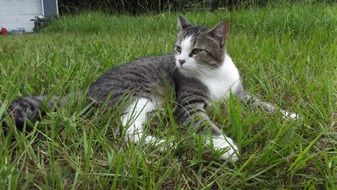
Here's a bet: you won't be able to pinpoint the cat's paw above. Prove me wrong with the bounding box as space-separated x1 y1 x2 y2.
208 135 239 162
144 135 174 152
280 110 302 121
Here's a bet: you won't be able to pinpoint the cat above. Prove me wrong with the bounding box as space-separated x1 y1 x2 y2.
4 15 299 162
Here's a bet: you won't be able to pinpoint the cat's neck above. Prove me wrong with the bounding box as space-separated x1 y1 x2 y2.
196 53 242 100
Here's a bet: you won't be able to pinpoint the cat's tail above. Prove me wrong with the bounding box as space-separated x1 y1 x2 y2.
3 93 80 130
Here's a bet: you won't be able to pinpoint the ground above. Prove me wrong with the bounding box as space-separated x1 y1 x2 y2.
0 3 336 189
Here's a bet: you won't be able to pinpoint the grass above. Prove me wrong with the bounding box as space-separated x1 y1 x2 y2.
1 3 337 189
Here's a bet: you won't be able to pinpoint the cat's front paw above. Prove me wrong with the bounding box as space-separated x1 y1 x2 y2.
208 135 239 162
144 135 174 152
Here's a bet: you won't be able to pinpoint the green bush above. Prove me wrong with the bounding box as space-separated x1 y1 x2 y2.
58 0 336 14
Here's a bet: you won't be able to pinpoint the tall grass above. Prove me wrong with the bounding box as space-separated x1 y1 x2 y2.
0 3 336 189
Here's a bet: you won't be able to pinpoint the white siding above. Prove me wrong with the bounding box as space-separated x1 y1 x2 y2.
0 0 43 32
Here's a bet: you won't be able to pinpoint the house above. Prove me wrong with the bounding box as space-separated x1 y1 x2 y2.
0 0 59 33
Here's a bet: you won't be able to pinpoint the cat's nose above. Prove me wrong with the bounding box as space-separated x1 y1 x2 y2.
178 59 186 65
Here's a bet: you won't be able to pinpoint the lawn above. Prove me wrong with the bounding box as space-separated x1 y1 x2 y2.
0 3 336 189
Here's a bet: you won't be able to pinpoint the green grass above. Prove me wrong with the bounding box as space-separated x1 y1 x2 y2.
1 3 337 189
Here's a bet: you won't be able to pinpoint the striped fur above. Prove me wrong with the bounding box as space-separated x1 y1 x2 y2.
6 94 74 129
7 96 45 129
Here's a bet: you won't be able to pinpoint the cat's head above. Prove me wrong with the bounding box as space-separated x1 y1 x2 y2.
174 15 229 76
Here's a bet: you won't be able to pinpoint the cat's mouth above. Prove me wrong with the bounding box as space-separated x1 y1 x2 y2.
176 63 190 71
176 64 199 78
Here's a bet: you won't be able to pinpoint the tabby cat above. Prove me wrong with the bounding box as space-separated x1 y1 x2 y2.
5 16 298 162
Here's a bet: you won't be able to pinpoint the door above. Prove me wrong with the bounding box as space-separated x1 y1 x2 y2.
0 0 43 32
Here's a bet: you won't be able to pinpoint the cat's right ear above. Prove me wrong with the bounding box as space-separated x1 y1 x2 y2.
177 15 192 30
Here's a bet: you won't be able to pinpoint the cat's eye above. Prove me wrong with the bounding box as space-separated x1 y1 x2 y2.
191 48 203 55
174 46 181 53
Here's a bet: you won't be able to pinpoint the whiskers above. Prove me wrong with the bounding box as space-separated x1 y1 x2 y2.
179 61 215 79
192 64 215 77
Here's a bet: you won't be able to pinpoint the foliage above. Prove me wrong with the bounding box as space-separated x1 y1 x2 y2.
57 0 336 14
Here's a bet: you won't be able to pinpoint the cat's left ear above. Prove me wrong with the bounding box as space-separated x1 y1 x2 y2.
177 15 192 30
206 21 230 47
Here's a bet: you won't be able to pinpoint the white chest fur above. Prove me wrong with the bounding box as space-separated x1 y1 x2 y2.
197 54 241 100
